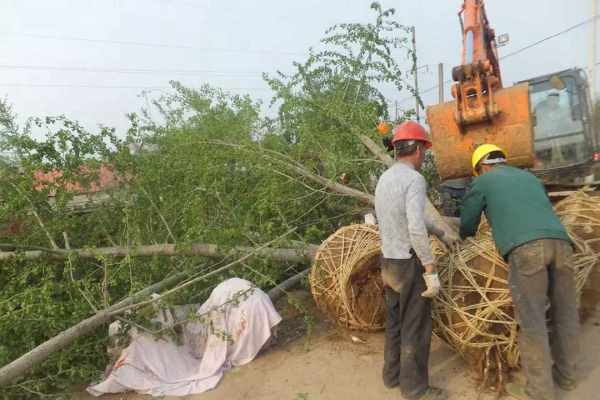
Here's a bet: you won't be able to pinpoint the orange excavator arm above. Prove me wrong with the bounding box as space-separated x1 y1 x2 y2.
458 0 501 80
452 0 502 126
426 0 534 180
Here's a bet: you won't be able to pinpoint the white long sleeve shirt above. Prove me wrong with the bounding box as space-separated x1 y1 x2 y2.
374 161 434 265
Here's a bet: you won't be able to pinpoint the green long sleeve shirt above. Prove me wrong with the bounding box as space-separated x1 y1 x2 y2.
459 165 571 258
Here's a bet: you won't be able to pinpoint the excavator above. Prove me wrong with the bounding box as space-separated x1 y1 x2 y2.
421 0 598 215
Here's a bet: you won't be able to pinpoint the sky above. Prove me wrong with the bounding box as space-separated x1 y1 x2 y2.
0 0 596 136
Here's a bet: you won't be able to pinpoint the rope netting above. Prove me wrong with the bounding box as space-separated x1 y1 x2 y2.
309 224 385 331
309 191 600 381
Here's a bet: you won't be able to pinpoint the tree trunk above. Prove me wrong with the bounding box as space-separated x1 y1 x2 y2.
282 160 375 204
0 244 318 386
0 243 319 264
0 271 187 386
267 268 310 300
281 135 457 239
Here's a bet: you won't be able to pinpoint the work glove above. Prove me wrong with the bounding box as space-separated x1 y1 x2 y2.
421 272 441 298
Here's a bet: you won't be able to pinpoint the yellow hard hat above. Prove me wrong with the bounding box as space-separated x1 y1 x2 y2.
471 144 507 175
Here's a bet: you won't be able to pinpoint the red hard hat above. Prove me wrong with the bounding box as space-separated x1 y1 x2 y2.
391 121 432 149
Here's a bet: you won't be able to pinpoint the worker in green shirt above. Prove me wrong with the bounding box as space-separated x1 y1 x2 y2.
459 144 579 400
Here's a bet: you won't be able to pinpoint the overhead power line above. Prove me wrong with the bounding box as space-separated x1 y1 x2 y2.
3 18 593 96
0 82 273 91
499 17 596 60
0 64 264 77
397 16 598 105
3 31 306 57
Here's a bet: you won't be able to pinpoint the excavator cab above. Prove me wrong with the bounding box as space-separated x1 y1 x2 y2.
522 68 597 184
426 1 597 216
437 69 596 217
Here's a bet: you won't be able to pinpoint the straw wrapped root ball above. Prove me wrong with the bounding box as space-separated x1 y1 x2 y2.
309 224 385 331
309 190 599 384
431 233 517 384
555 190 600 253
555 190 600 315
309 224 446 331
432 191 600 382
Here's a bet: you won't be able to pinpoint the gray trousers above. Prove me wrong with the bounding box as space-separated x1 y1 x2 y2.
508 239 580 400
381 255 432 399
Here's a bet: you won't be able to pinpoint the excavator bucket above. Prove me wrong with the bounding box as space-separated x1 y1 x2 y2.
426 83 534 180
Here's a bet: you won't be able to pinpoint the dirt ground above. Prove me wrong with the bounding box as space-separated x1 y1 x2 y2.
76 290 600 400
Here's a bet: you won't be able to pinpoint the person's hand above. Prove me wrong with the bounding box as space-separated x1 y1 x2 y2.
423 263 436 274
429 225 460 251
440 233 461 251
446 217 461 231
421 272 441 298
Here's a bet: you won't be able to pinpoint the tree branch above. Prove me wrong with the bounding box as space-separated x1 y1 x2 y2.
0 242 319 264
205 139 375 204
108 228 298 315
140 186 177 244
9 183 59 250
0 268 190 386
0 229 311 386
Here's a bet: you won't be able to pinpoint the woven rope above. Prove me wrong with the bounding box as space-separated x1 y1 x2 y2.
309 224 384 331
310 191 600 379
554 190 600 314
432 232 519 371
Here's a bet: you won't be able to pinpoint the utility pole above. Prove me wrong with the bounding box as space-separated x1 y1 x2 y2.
590 0 598 100
411 26 420 122
438 63 445 104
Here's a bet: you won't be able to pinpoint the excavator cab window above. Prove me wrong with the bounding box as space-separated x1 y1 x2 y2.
529 75 587 170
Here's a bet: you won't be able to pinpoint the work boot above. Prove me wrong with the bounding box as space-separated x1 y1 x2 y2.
383 379 398 389
416 386 446 400
505 382 532 400
552 367 576 391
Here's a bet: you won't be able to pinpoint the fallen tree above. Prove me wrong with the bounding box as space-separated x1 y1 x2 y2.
0 242 318 264
0 230 314 386
210 137 457 239
0 271 186 386
0 4 447 396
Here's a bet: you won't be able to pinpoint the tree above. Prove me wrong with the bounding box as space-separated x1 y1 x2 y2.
0 3 429 397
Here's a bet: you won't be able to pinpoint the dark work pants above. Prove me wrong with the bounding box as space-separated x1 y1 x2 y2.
381 255 432 400
508 239 580 400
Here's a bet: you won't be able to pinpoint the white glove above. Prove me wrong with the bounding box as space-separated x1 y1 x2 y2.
421 273 441 298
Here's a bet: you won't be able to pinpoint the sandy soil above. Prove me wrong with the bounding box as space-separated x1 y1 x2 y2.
75 290 600 400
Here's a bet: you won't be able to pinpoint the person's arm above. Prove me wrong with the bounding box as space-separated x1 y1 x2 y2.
459 182 486 239
424 216 460 248
424 215 441 237
405 176 435 271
